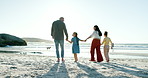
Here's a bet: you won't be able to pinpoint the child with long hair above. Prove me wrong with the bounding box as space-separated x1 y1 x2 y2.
67 32 85 62
101 31 113 62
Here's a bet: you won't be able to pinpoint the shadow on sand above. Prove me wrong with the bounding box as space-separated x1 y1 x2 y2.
101 63 148 78
76 62 106 78
36 62 70 78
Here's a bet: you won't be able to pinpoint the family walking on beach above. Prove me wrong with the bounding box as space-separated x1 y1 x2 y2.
51 17 113 63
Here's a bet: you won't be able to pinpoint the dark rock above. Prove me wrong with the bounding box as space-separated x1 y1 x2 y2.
10 67 17 69
0 33 27 47
5 76 11 78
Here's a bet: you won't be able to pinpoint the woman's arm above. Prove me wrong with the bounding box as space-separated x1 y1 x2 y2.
85 36 91 41
85 31 95 41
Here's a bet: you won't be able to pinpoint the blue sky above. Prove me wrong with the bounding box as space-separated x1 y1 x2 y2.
0 0 148 43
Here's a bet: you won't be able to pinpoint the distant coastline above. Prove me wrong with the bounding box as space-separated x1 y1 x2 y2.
22 37 53 43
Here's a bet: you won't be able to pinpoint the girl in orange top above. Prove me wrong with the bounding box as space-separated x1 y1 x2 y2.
101 31 113 62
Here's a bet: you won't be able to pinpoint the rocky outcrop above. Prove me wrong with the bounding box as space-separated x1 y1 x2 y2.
0 34 27 47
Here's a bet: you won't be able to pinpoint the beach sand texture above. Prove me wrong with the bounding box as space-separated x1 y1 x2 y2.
0 53 148 78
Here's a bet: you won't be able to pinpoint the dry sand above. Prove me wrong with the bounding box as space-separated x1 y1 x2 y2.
0 53 148 78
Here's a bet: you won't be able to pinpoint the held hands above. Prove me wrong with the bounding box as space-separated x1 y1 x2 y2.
65 38 69 42
81 39 87 42
66 39 69 42
85 37 90 42
66 38 68 41
66 39 72 43
85 39 88 42
82 40 86 42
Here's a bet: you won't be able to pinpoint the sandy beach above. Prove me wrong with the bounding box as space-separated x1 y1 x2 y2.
0 53 148 78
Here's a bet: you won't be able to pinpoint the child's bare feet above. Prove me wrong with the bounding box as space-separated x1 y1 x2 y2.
74 61 78 62
74 59 78 62
107 60 109 62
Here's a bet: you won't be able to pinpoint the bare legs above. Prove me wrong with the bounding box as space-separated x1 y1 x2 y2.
74 53 78 62
104 45 109 62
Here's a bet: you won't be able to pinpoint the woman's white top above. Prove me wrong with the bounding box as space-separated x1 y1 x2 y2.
89 31 101 39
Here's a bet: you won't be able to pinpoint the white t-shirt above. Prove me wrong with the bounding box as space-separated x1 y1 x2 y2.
90 31 101 39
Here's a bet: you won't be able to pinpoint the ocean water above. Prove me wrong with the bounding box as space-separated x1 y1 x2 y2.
0 42 148 59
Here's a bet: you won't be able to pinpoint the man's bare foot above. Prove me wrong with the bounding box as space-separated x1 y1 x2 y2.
62 58 65 62
57 58 60 62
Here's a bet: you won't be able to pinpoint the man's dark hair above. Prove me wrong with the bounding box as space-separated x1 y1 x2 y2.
59 17 64 20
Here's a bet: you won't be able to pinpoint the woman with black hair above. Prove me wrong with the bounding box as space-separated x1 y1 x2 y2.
86 25 103 62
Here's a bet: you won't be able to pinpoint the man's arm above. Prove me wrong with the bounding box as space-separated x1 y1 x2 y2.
51 22 54 39
67 40 72 43
63 23 68 40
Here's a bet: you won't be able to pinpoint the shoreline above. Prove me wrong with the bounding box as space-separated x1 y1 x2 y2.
0 50 148 59
0 53 148 78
